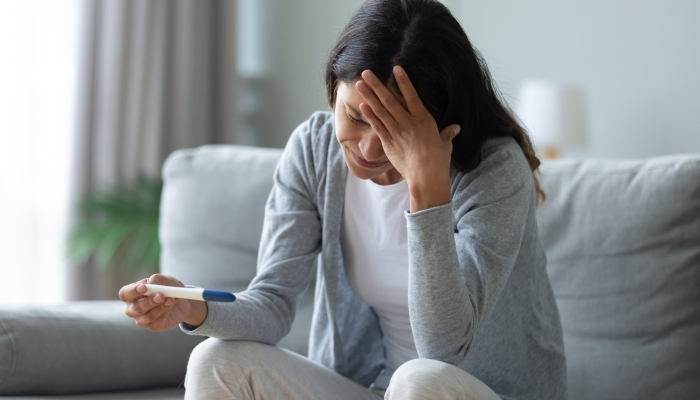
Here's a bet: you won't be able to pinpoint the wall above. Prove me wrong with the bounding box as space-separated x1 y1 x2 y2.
251 0 700 158
238 0 365 148
447 0 700 158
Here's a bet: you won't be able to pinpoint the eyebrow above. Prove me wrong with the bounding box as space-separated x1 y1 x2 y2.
344 102 368 123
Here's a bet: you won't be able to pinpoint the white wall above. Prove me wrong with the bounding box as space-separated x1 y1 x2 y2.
265 0 366 148
254 0 700 158
447 0 700 158
239 0 365 148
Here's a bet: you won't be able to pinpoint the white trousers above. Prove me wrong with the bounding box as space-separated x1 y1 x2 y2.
184 338 502 400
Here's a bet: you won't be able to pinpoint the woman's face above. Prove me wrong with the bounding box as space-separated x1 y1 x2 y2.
334 79 405 185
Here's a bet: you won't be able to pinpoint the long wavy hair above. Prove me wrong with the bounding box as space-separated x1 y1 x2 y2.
325 0 544 203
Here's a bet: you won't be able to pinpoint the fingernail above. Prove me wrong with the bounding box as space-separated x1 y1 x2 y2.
362 70 373 80
394 66 404 76
154 294 162 303
136 284 145 293
454 126 461 135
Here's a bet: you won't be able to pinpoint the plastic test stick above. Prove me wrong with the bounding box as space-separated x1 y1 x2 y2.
144 284 236 302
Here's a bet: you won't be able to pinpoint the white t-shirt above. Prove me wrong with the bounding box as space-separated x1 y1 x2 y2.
340 171 418 389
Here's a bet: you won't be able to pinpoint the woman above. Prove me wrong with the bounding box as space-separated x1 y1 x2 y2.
119 0 567 399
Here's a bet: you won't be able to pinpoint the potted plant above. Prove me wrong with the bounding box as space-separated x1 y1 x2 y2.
68 175 163 276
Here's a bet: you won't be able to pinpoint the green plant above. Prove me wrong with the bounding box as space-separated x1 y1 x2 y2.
68 175 163 274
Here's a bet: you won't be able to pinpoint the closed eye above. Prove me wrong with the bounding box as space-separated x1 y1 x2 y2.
347 113 369 126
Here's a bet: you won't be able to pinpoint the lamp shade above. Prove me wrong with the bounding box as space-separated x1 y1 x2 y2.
515 80 587 148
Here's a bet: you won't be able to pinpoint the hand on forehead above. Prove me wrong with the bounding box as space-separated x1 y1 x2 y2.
354 66 430 132
354 74 408 111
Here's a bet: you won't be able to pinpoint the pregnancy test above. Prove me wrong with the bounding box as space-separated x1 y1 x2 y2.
144 284 236 302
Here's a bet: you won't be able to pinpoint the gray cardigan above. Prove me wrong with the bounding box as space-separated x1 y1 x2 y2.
181 111 567 400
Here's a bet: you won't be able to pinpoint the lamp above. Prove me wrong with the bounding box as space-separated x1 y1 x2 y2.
515 79 588 159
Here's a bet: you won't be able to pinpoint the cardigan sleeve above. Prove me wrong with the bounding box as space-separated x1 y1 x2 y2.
403 145 534 365
179 116 323 343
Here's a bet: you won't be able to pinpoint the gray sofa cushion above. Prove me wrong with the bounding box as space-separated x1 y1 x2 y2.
538 154 700 399
0 301 204 396
160 145 283 294
159 145 314 356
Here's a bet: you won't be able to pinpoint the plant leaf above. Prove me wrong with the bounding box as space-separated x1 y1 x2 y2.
67 175 163 275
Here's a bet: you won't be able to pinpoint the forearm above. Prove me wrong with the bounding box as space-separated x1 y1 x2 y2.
405 203 476 364
178 287 302 342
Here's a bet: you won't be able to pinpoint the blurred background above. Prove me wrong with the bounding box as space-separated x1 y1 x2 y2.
0 0 698 305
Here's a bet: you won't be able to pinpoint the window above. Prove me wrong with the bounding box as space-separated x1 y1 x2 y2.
0 0 80 304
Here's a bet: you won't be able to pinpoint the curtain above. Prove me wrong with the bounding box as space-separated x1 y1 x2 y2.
68 0 239 300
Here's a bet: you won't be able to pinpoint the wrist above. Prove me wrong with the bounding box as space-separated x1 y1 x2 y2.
407 172 451 212
183 299 208 327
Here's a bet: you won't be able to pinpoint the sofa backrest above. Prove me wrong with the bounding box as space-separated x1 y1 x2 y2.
159 144 317 356
159 144 700 398
538 154 700 400
159 145 283 293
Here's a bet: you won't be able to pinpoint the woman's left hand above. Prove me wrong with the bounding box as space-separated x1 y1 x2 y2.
356 66 460 211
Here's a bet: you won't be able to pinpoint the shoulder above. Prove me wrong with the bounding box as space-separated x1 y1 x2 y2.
283 110 336 168
450 136 535 210
476 136 533 181
277 110 337 197
285 110 335 155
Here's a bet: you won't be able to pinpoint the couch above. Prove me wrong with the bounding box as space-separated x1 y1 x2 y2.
1 144 698 399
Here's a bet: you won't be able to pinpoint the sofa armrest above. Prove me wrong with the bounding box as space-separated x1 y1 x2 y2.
0 301 205 396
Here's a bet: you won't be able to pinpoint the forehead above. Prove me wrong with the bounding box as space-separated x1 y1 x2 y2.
336 78 407 109
336 79 362 103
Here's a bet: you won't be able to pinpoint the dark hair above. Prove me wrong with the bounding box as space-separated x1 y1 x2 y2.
325 0 544 203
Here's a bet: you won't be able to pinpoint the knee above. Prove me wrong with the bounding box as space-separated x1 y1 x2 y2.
391 358 451 384
386 358 466 399
188 338 222 372
187 338 225 382
387 359 502 400
188 338 265 371
186 338 268 385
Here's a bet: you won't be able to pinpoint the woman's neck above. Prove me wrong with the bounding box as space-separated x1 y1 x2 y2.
371 168 405 185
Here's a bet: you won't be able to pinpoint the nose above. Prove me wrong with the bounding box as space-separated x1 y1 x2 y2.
358 129 385 162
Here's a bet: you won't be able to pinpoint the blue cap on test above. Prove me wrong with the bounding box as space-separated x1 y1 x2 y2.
202 289 236 302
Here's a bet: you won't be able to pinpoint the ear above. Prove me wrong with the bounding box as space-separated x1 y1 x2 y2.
439 125 461 143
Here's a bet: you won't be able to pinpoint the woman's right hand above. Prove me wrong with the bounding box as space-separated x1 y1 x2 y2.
119 274 192 332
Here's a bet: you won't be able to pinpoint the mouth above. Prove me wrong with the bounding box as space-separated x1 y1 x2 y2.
351 150 389 169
